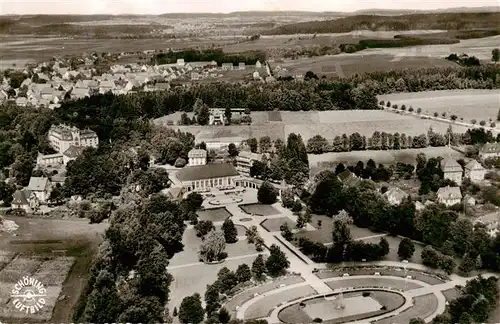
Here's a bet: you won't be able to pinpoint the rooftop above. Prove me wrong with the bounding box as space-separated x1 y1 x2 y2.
12 189 31 206
442 159 462 173
176 163 239 182
465 160 485 171
480 143 500 153
188 149 207 158
63 145 86 158
27 177 49 192
237 151 262 161
437 186 462 199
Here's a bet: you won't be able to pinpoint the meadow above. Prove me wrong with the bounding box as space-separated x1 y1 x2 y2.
378 89 500 123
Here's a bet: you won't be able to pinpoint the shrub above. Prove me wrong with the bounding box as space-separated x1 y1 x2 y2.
471 119 477 124
480 120 486 126
313 318 323 323
362 292 370 297
417 108 422 114
408 106 414 112
386 101 391 107
450 115 457 121
392 104 398 109
379 100 385 105
434 112 439 117
401 104 406 110
441 112 446 117
490 122 496 128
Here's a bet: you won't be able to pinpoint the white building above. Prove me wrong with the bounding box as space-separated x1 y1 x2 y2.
383 187 409 206
479 143 500 160
27 177 52 203
196 136 246 151
188 149 207 166
209 108 225 125
464 160 486 183
442 159 463 186
236 151 262 176
436 186 462 207
48 124 99 153
175 163 240 192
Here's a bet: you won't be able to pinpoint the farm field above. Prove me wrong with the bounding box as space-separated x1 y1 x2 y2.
284 110 471 141
0 216 107 323
308 146 464 167
276 54 457 77
378 89 500 123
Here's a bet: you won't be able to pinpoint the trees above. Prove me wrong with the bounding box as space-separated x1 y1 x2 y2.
0 182 15 206
222 219 238 244
224 107 232 124
199 230 226 262
195 220 215 238
179 293 205 324
265 244 290 276
247 138 258 153
281 188 295 209
421 245 440 268
306 135 329 154
204 283 220 316
280 223 293 241
398 237 415 260
492 48 500 63
235 264 252 283
259 136 272 153
257 181 278 204
246 225 258 243
252 254 266 279
197 105 210 125
228 143 238 157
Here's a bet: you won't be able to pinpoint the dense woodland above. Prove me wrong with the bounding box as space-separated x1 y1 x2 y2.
264 12 500 35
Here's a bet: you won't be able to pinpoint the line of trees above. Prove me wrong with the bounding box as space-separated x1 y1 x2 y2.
151 49 266 66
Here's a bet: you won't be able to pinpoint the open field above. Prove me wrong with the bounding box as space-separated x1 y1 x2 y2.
275 54 457 77
375 294 438 324
244 284 316 320
378 90 500 123
309 146 465 168
0 216 106 323
168 227 258 267
168 255 259 315
279 290 405 324
284 110 471 141
240 203 280 216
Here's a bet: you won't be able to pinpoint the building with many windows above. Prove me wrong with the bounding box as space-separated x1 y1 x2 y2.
188 149 207 166
48 124 98 153
442 159 463 186
236 151 262 176
175 163 240 192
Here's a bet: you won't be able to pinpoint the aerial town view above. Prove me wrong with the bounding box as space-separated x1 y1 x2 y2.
0 0 500 323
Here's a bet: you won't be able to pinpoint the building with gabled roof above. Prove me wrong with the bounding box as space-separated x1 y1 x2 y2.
436 186 462 207
11 189 34 212
337 170 360 187
48 124 98 153
383 187 409 206
442 159 463 186
464 160 486 183
27 177 51 202
188 149 207 166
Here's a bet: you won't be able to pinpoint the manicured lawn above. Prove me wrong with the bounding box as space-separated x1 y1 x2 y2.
197 207 232 222
295 214 378 244
442 288 460 302
261 217 296 232
324 277 422 291
375 294 438 324
240 203 280 216
318 268 446 285
279 290 405 324
244 285 316 320
361 235 424 264
224 276 304 318
168 228 259 267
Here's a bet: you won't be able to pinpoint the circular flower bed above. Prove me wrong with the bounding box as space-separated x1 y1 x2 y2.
208 197 243 205
239 218 253 222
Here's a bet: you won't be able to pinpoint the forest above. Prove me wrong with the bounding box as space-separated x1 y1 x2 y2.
263 12 500 35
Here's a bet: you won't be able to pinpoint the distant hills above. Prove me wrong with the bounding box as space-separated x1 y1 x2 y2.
263 12 500 35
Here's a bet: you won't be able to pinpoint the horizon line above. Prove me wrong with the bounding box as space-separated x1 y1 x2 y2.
1 6 499 16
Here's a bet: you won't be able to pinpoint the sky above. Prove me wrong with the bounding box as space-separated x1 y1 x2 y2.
0 0 499 15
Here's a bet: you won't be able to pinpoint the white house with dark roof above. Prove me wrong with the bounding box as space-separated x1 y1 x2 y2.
464 160 486 183
437 186 462 207
48 124 98 153
188 149 207 166
383 187 409 206
175 163 240 192
27 177 52 202
479 143 500 159
236 151 262 176
442 159 463 186
11 189 35 212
